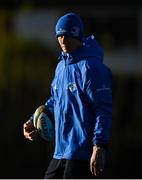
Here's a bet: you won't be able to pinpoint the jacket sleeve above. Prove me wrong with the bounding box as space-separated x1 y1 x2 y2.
85 63 112 147
44 96 54 114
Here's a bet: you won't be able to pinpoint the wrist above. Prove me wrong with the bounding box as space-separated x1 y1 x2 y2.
93 144 107 150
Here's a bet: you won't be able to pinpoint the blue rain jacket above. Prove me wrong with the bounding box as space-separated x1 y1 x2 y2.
45 35 112 160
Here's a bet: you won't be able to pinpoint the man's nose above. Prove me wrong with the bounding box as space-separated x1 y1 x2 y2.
61 36 67 43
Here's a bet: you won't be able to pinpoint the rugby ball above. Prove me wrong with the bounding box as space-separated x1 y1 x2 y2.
33 105 54 141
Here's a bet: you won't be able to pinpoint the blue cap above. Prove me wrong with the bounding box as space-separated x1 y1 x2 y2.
55 12 84 41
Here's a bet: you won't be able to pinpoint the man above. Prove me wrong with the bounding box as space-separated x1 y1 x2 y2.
23 12 112 179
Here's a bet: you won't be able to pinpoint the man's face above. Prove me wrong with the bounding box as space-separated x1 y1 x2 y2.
57 35 82 53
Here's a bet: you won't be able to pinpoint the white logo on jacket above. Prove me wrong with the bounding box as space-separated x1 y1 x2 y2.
68 82 77 92
54 84 58 91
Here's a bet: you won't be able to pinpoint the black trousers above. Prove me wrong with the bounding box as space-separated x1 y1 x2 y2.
44 158 95 179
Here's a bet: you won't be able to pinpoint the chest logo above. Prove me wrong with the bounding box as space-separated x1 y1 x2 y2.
68 82 77 92
54 84 58 91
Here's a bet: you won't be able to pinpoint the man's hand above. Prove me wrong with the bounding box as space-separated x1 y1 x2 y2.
90 145 106 176
23 120 38 141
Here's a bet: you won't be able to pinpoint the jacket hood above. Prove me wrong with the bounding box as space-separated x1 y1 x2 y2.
59 35 104 64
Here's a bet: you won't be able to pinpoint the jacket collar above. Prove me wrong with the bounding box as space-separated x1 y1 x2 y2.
58 35 104 65
58 45 86 65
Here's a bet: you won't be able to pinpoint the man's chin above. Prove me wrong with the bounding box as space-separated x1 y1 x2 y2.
63 49 69 53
